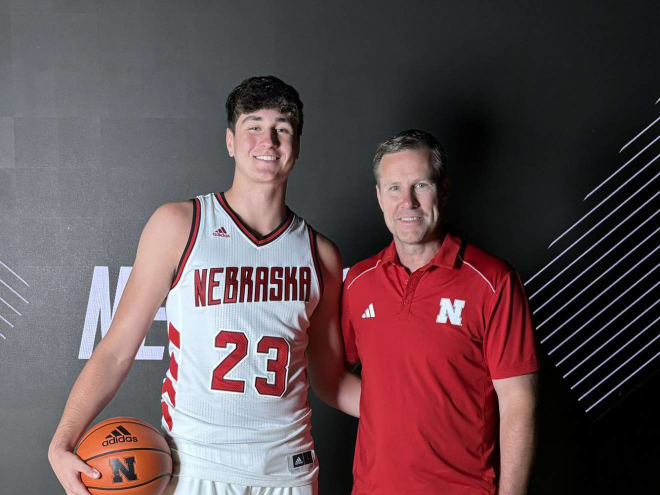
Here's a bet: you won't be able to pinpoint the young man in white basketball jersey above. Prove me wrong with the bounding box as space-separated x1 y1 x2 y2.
48 76 361 495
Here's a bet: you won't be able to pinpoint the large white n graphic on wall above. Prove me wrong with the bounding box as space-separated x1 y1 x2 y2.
436 298 466 326
78 266 165 360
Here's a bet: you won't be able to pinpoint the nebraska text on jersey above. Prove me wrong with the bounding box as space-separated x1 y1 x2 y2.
193 266 313 306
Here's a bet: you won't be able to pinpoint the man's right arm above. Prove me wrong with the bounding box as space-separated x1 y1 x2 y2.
48 201 192 495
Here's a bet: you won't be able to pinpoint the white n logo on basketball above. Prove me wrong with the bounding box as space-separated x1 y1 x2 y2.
436 298 465 326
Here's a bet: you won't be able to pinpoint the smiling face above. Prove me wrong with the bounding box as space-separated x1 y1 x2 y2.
226 108 300 185
376 148 445 248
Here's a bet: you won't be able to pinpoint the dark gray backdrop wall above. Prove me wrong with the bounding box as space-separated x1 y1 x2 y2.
0 1 658 494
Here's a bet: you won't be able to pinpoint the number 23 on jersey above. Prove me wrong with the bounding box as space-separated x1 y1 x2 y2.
211 330 290 397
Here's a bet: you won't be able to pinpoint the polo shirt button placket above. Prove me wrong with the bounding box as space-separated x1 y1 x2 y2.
399 271 410 308
402 270 424 316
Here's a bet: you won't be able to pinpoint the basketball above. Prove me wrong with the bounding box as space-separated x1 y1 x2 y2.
75 417 172 495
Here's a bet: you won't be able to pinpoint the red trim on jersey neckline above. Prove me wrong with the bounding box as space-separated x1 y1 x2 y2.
308 227 324 297
170 198 201 289
381 231 463 270
214 192 293 247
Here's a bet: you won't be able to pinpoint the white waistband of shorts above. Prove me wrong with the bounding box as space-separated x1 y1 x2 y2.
168 436 319 488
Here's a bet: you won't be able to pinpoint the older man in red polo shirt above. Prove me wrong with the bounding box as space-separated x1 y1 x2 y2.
342 129 538 495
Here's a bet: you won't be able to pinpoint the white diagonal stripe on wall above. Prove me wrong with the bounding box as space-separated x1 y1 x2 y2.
584 133 660 200
548 154 659 248
525 181 659 286
543 262 659 349
546 272 657 355
579 334 659 401
531 216 658 304
0 296 22 316
569 313 660 388
0 314 14 328
0 278 29 304
540 256 659 343
0 261 29 287
536 242 660 332
585 352 660 413
559 289 659 371
619 116 660 153
536 237 658 320
528 96 660 416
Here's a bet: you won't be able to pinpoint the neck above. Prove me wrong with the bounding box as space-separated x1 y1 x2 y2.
394 236 443 273
224 178 288 237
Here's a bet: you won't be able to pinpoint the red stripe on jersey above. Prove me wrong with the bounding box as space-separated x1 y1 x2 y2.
162 377 176 406
168 322 180 349
168 353 179 381
308 227 324 297
214 192 293 246
171 198 201 289
161 401 173 430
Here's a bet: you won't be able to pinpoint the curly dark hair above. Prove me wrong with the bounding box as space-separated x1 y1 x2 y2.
226 76 304 137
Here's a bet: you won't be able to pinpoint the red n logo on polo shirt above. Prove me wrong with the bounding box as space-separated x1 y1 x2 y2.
436 298 465 326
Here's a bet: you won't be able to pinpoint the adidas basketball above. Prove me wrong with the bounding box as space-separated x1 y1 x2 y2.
75 417 172 495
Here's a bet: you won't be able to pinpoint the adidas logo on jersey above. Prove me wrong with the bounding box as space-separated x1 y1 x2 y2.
289 451 314 471
101 426 138 447
361 303 375 319
213 226 230 238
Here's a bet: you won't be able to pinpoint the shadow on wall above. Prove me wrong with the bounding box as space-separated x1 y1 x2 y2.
444 98 497 244
407 92 498 247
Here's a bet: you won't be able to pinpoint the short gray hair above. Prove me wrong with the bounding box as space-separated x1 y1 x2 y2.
372 129 447 184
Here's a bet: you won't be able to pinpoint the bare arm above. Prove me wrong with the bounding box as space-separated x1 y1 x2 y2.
492 373 538 495
48 201 191 495
306 233 361 418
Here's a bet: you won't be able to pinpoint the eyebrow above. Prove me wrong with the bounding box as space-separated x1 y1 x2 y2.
241 115 292 125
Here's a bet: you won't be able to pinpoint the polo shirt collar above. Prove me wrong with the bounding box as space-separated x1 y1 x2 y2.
380 231 463 270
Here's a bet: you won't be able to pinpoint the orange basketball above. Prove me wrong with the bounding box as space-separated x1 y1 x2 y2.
75 417 172 495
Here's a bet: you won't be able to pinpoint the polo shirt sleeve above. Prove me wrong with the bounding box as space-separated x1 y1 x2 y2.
484 270 539 379
341 280 359 363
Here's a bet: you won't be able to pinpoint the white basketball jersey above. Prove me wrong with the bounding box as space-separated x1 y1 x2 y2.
161 193 323 486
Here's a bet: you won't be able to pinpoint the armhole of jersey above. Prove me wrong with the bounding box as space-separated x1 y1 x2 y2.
308 227 324 298
170 198 201 289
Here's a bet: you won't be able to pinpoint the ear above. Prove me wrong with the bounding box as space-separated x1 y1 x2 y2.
226 128 235 157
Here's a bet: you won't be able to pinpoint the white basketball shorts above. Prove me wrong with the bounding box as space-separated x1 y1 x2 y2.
162 476 318 495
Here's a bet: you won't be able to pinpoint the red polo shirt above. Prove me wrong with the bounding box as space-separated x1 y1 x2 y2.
342 233 538 495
